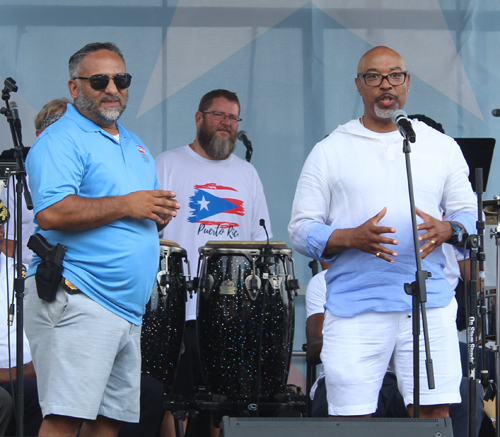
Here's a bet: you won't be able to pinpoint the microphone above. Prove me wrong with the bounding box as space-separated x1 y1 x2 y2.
259 218 270 245
259 218 274 271
3 77 18 93
237 130 253 163
492 109 500 117
10 101 22 142
391 109 416 143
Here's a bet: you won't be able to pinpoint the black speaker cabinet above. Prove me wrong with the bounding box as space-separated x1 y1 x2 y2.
220 416 454 437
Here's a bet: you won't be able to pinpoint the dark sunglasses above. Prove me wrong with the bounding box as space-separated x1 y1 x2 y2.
73 73 132 91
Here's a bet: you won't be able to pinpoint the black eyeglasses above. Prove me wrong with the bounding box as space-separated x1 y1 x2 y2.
202 110 242 123
357 72 408 87
73 73 132 91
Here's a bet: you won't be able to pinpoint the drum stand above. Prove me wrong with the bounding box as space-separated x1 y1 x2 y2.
485 197 500 436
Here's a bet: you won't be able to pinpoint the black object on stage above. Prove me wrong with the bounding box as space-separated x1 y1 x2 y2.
454 137 495 192
196 240 296 403
220 416 454 437
141 240 191 395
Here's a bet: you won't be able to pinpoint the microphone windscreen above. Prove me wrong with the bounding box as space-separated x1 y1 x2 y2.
391 109 407 124
237 130 248 141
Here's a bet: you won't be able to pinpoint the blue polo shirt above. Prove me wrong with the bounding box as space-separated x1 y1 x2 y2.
26 103 160 325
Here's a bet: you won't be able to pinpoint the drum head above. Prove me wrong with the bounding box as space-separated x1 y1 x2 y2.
204 240 289 250
200 241 292 258
160 239 187 257
159 239 180 247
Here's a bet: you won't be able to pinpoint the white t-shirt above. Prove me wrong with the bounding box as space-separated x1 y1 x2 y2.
155 145 272 320
0 252 32 368
1 175 36 267
305 270 327 400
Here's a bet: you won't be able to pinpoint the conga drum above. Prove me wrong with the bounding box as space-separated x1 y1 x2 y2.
141 239 190 393
197 241 297 402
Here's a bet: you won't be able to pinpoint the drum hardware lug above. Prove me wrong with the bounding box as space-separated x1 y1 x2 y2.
157 271 170 295
183 258 192 278
268 275 282 291
200 275 214 298
185 279 195 299
286 276 300 296
189 277 199 299
245 275 261 301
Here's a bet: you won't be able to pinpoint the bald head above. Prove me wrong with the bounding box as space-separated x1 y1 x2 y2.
355 46 410 133
357 46 407 74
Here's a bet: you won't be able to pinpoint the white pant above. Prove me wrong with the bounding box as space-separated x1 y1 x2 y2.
321 298 461 416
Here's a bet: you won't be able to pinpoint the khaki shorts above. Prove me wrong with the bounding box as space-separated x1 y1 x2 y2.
24 276 141 422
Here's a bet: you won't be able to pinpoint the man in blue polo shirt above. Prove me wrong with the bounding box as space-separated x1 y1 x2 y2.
24 42 180 437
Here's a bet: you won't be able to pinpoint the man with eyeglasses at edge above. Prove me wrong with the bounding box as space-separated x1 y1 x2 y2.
24 42 180 437
155 89 272 436
288 46 477 419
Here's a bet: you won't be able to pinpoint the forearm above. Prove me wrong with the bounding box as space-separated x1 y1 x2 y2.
1 239 15 258
35 190 179 232
306 314 325 365
0 368 13 384
306 339 323 365
323 228 354 257
36 194 129 232
0 361 36 384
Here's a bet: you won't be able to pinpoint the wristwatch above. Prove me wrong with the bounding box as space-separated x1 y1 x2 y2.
447 221 464 245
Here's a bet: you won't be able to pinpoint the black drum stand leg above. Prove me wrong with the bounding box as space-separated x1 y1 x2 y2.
173 410 187 437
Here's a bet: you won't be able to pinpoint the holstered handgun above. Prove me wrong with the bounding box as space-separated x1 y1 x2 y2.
27 233 67 302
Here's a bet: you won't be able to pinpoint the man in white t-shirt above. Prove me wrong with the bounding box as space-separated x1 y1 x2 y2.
0 203 42 435
156 89 272 434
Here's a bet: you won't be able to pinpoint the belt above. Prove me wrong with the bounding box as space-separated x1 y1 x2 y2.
60 278 81 295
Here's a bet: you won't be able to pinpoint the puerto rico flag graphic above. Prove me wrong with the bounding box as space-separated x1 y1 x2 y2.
188 183 244 228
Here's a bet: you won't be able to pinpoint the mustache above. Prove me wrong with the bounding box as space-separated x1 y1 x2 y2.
217 126 231 133
100 96 122 104
375 93 398 103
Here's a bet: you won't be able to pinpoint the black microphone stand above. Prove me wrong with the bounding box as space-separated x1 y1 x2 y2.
0 77 33 437
476 178 496 406
245 141 252 163
464 168 489 437
400 136 435 418
465 231 479 437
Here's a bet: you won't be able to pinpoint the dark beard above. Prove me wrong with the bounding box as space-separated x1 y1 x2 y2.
75 84 127 126
198 126 236 160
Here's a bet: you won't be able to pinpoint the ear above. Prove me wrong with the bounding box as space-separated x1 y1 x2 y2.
406 73 411 92
355 77 362 96
195 110 203 128
35 129 42 137
68 79 78 99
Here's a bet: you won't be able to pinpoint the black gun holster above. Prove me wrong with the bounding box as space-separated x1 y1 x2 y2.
27 233 67 302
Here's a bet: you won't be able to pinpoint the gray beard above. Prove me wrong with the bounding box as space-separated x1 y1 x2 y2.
75 84 127 125
374 102 399 119
200 132 235 160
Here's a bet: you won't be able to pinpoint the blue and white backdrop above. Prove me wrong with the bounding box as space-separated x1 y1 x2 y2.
1 0 499 386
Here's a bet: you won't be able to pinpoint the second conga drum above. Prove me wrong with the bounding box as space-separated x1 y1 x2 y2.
141 239 190 393
197 241 297 402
